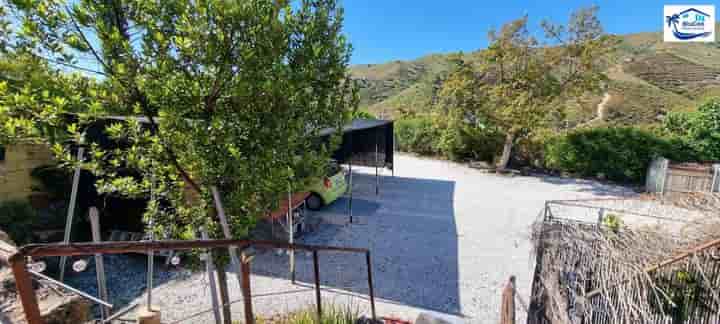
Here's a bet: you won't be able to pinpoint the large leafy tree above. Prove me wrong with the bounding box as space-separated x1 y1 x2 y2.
0 0 356 239
447 7 612 170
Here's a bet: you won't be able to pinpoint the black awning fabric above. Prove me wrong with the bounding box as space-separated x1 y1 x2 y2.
323 119 394 170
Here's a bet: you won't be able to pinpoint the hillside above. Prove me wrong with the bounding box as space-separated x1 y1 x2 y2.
350 24 720 125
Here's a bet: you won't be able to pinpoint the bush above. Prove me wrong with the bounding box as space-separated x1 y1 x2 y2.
395 115 502 162
514 128 556 168
436 117 503 162
394 116 441 156
663 98 720 161
0 200 38 245
544 127 683 183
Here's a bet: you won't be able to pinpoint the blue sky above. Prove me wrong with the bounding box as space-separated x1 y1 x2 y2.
342 0 719 64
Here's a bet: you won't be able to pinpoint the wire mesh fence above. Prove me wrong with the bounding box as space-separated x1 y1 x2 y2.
529 198 720 324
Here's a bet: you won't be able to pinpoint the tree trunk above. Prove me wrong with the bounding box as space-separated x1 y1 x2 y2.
497 132 515 171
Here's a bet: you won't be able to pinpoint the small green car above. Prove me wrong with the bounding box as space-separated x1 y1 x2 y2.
305 161 347 210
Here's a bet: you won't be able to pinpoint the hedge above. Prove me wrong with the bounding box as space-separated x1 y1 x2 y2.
395 116 441 156
544 127 694 183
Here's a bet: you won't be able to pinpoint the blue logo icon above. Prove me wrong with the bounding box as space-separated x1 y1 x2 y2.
666 8 712 40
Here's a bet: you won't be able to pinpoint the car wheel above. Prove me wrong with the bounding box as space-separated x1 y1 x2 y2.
306 194 323 210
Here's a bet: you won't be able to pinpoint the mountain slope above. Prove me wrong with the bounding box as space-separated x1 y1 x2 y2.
350 24 720 125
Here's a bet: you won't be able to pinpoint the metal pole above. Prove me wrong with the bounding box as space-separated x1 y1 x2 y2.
240 254 254 324
146 225 154 312
288 187 295 284
102 302 137 323
200 227 223 324
216 266 233 324
375 139 379 196
313 250 322 321
348 163 353 224
348 129 354 224
59 146 84 282
210 186 243 288
11 257 43 324
29 269 113 309
366 251 377 320
89 207 110 319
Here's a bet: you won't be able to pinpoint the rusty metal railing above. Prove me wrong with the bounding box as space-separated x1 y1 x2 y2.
4 239 377 324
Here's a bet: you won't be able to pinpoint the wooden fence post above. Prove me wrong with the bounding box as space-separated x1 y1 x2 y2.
241 253 254 324
210 187 243 284
500 276 516 324
11 256 43 324
88 207 110 319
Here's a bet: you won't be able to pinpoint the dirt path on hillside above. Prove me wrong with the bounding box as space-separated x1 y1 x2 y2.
582 92 611 126
595 92 611 122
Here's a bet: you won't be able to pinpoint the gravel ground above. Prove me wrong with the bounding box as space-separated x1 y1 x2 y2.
67 154 637 323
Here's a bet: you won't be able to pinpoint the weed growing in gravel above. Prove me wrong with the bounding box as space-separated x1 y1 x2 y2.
253 303 361 324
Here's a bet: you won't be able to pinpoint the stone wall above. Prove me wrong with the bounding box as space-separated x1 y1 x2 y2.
0 144 55 202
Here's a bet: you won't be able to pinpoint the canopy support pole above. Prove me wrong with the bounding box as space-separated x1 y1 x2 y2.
375 133 379 196
348 162 353 224
348 130 354 224
59 146 84 282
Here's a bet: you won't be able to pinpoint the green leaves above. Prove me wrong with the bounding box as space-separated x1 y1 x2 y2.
663 98 720 161
2 0 355 240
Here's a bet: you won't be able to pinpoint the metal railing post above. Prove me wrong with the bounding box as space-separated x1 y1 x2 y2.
241 253 254 324
366 251 377 320
11 256 42 324
313 250 322 321
10 239 377 324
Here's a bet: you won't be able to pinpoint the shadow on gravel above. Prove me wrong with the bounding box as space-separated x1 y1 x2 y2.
251 172 461 315
537 175 634 197
64 253 183 317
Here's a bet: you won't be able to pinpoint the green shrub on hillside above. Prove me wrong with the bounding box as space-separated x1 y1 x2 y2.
544 127 686 183
664 98 720 161
0 200 38 245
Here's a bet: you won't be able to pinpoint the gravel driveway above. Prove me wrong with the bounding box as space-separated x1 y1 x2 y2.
72 154 633 323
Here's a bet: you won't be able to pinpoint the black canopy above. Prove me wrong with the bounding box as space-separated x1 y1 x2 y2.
320 119 394 170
